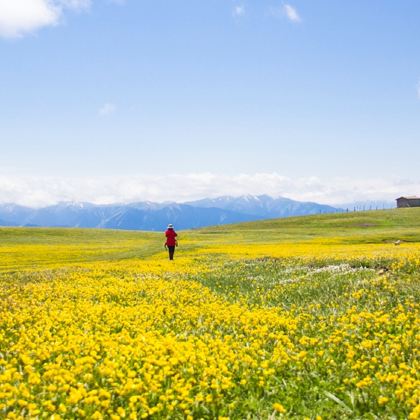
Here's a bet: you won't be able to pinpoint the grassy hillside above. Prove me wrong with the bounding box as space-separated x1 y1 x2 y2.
184 208 420 264
193 208 420 243
1 208 419 269
0 209 419 419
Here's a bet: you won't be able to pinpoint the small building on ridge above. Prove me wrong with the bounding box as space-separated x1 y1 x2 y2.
396 196 420 208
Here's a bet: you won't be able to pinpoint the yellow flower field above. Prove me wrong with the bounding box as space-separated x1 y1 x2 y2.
0 210 419 419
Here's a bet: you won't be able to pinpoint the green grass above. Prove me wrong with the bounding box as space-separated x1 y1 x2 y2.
190 208 420 244
0 226 160 245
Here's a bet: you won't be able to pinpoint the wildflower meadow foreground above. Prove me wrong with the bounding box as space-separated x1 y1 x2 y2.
0 209 419 419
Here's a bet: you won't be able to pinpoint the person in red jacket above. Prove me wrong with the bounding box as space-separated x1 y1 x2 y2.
164 224 178 260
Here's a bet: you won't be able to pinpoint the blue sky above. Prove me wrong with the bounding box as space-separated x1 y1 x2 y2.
0 1 419 205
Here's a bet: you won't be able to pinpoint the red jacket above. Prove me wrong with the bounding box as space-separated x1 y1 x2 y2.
165 229 177 246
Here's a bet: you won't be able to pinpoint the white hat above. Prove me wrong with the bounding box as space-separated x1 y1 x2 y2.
167 224 174 229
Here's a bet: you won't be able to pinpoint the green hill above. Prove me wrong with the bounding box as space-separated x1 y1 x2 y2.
192 207 420 243
0 209 419 269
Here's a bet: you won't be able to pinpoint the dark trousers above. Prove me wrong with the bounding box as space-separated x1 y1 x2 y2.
167 246 175 260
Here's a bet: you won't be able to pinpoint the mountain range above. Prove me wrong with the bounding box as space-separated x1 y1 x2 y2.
0 195 341 231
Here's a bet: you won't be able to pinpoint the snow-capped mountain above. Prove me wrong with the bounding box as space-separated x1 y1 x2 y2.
187 194 340 218
0 196 341 231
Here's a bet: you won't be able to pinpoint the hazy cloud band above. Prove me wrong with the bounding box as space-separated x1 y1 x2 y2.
0 173 418 207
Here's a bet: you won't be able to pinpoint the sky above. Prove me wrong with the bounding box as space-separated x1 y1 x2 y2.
0 0 419 206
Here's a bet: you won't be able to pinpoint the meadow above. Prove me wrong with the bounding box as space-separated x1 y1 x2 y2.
0 209 419 419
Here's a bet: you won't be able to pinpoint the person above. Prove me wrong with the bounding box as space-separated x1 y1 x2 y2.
164 224 178 260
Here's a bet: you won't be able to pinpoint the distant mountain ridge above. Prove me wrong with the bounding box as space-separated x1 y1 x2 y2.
187 194 338 218
0 195 341 231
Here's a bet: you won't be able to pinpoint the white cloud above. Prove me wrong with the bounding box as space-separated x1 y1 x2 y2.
0 0 91 38
233 5 245 17
0 173 418 208
0 0 59 38
98 103 117 117
283 4 301 23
